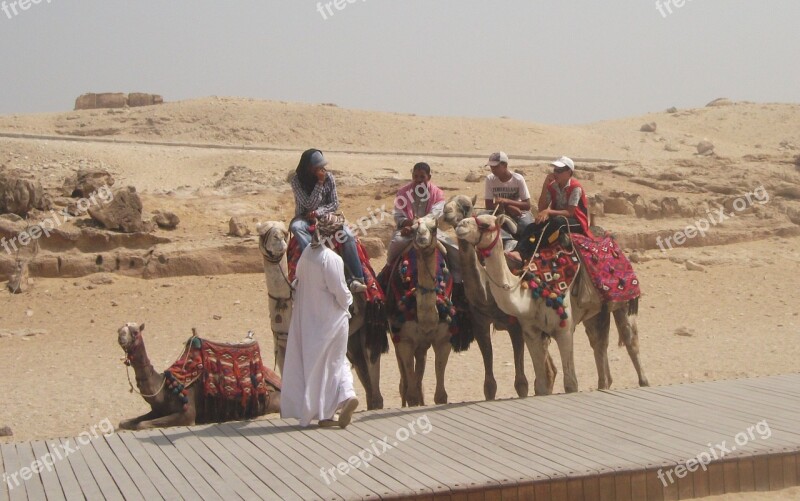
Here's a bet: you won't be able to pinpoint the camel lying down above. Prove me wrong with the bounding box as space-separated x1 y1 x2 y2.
117 323 281 431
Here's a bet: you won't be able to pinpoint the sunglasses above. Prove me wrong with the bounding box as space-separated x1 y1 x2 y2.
553 167 570 174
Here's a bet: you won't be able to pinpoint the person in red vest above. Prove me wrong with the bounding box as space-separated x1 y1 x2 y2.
516 156 594 259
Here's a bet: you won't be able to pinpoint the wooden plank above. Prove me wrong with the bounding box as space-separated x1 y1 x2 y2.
139 430 219 501
14 442 46 501
768 455 784 490
754 456 770 491
691 461 710 498
30 440 66 501
0 443 27 501
88 433 145 501
162 426 260 500
206 423 306 501
645 466 666 501
102 433 162 499
783 453 798 487
43 440 82 501
723 460 739 493
708 463 725 496
74 436 125 501
0 441 9 501
56 437 104 501
738 458 755 492
189 425 283 500
110 432 181 500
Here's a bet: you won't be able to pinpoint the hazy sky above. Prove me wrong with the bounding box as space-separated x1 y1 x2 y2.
1 1 798 124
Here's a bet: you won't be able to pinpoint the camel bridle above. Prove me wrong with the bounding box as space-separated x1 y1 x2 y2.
121 326 167 398
260 226 294 303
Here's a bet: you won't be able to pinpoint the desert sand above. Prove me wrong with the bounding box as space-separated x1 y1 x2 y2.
0 98 798 499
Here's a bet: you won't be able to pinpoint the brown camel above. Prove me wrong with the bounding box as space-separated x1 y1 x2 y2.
258 221 385 410
441 195 557 398
117 323 281 430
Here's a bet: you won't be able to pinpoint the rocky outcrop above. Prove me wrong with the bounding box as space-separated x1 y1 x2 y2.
74 93 164 110
640 122 657 132
228 217 250 237
88 186 147 233
62 169 115 198
152 210 180 230
0 169 50 217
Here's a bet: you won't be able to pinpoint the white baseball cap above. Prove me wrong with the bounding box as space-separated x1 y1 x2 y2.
486 151 509 167
550 156 575 172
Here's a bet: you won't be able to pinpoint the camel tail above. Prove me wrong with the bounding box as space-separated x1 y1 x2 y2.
365 300 390 356
628 297 639 317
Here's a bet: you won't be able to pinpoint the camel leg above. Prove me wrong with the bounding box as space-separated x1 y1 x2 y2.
135 410 195 430
543 338 558 395
266 391 281 414
613 307 649 387
508 324 529 397
364 346 384 410
432 328 452 405
472 313 498 400
118 410 158 431
347 331 377 409
584 310 612 390
395 337 421 406
523 329 552 396
554 330 579 394
273 331 287 375
413 344 428 407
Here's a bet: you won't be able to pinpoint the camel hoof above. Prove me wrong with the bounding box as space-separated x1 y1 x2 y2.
639 378 650 387
434 392 448 405
514 379 529 398
484 380 498 401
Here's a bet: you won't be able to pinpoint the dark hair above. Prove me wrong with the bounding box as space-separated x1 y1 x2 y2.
296 148 323 194
412 162 431 176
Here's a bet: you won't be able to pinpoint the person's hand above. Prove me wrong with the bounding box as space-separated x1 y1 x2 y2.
535 209 550 224
544 173 556 186
305 210 317 221
505 205 522 218
400 226 413 236
315 168 327 183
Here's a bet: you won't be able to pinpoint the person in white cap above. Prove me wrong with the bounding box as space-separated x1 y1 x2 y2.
483 151 534 236
516 156 594 259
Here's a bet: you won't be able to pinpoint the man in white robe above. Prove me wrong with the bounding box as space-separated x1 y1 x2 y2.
280 233 359 428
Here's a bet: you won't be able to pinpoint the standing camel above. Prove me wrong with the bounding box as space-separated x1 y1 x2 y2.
441 195 557 398
389 216 453 406
258 221 385 410
456 213 648 395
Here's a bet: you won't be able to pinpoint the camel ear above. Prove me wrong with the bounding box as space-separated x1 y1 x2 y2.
497 214 517 235
139 323 145 333
471 194 478 207
436 239 447 256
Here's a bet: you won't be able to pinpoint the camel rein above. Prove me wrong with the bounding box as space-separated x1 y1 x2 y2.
123 333 197 398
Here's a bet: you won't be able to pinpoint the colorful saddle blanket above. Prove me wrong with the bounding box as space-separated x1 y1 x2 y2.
571 234 640 303
165 337 281 411
515 245 580 327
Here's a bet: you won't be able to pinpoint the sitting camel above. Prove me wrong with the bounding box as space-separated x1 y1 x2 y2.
117 323 281 430
388 216 453 406
456 213 648 395
441 195 557 398
258 221 386 410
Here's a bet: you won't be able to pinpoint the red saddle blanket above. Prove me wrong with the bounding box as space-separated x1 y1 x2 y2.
571 234 640 303
165 337 281 408
517 245 581 326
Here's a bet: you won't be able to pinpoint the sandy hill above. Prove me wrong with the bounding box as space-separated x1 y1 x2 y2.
1 97 798 163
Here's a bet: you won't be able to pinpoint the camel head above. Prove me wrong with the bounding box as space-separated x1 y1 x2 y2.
412 216 447 255
118 322 145 352
441 194 477 229
455 214 515 252
257 221 289 261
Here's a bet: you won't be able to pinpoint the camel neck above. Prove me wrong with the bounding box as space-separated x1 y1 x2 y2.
126 337 162 398
457 239 489 306
264 256 292 298
481 241 527 317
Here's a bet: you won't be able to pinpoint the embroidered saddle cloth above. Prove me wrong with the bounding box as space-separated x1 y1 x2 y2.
571 234 640 303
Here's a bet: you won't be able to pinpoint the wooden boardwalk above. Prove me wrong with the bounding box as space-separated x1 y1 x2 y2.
1 374 798 500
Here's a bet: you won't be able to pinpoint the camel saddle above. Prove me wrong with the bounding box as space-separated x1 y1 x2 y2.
570 234 640 303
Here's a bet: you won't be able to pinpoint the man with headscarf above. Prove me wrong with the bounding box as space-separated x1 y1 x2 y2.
289 148 365 290
280 227 360 428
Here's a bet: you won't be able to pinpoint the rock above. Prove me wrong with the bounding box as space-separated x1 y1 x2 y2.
685 260 706 272
611 167 636 178
776 186 800 200
360 237 386 258
213 314 222 320
128 93 164 107
63 169 115 198
640 122 657 132
88 186 147 233
74 92 163 110
706 98 733 107
215 166 271 193
603 198 635 215
228 216 250 237
96 93 128 109
664 143 680 152
0 169 49 217
696 140 715 155
7 260 30 293
666 107 678 113
0 426 12 437
464 170 484 183
152 210 180 229
0 213 23 222
111 300 119 307
674 327 694 337
88 274 115 285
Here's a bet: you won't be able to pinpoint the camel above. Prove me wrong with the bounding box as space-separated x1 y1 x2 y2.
117 323 281 430
389 216 453 406
258 221 385 410
456 213 648 395
441 195 557 399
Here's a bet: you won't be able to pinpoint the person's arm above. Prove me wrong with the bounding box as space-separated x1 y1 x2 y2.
314 174 339 217
536 185 579 222
538 174 555 212
291 175 314 218
427 200 445 220
322 249 353 311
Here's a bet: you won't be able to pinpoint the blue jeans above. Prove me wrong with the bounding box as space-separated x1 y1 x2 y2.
289 217 365 282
